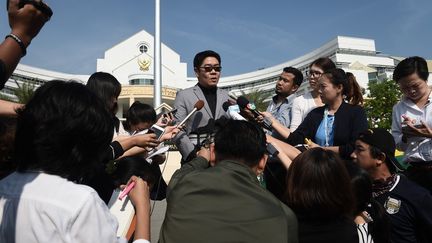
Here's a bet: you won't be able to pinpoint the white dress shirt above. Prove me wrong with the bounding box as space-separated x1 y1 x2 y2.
0 172 149 243
391 92 432 163
290 92 319 132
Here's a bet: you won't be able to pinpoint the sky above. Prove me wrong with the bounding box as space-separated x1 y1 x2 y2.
1 0 431 77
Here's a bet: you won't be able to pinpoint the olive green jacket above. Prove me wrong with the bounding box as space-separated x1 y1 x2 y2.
159 157 298 243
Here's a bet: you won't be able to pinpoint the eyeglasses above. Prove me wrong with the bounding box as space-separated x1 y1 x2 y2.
199 66 222 72
308 70 323 77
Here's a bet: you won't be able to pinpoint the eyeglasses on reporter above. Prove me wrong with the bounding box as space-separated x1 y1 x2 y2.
308 70 323 77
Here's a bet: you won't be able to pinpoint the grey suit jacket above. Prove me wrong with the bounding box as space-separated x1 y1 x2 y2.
173 84 229 159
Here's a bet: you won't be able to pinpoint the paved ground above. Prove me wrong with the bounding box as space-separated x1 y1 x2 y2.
149 151 181 241
150 199 167 241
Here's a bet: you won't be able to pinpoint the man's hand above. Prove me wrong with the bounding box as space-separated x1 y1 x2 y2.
133 133 159 148
156 112 174 127
160 125 180 141
305 138 319 149
8 0 51 46
402 120 432 138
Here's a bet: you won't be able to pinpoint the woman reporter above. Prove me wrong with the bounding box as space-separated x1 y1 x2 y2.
267 68 367 160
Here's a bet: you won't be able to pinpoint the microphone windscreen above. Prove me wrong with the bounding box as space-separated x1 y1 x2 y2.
236 96 249 109
222 101 231 112
194 100 205 110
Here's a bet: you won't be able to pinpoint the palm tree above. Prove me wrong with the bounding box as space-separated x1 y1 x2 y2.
240 88 271 111
13 82 35 104
0 81 35 104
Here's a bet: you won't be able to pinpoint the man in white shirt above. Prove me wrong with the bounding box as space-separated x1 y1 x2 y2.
391 56 432 192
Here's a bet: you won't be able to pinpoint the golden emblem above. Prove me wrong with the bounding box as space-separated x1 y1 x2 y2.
138 58 151 71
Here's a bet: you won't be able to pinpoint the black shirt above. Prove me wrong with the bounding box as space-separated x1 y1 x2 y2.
375 174 432 243
198 83 217 118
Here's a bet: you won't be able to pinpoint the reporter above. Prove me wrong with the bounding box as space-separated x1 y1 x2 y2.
266 68 368 160
0 81 150 243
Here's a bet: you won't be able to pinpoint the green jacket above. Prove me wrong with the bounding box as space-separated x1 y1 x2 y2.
159 157 298 243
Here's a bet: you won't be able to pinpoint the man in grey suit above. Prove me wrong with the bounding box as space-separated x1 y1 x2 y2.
173 50 230 164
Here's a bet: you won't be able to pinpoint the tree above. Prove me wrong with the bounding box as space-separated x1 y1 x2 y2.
240 88 271 111
0 82 35 104
364 79 401 130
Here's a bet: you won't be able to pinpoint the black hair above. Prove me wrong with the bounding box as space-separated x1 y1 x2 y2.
346 162 391 243
283 66 304 86
310 57 336 72
214 120 266 167
86 72 121 114
285 148 354 219
323 68 351 96
111 156 157 189
0 117 17 179
126 101 156 126
193 50 221 68
346 161 373 216
14 80 114 181
393 56 429 82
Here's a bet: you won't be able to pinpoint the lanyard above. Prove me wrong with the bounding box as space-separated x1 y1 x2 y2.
323 108 330 147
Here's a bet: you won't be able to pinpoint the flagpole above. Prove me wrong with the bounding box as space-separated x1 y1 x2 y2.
153 0 162 108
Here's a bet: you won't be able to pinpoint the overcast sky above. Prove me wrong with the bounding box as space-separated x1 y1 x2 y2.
1 0 431 77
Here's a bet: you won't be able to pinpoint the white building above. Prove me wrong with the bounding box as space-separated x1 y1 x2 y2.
96 30 188 89
212 36 402 99
2 34 432 118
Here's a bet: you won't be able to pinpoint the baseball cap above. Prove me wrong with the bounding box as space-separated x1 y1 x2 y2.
357 128 405 172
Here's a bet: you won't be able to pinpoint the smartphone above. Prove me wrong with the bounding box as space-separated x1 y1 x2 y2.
149 124 165 140
7 0 53 18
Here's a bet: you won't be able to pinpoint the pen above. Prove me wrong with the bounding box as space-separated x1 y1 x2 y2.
118 181 136 201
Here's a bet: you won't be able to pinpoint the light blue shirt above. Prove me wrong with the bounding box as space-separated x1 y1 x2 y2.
266 94 296 138
315 114 335 147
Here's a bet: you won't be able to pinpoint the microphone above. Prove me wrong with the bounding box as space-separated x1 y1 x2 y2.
236 96 261 118
176 100 205 127
222 101 246 121
236 96 272 130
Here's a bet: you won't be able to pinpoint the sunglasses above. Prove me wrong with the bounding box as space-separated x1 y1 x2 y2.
199 66 222 72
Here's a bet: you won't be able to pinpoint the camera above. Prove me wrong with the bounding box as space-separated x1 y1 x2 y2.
200 134 215 149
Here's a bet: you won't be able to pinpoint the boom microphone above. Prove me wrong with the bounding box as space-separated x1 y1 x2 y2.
222 101 247 121
236 96 273 130
176 100 205 127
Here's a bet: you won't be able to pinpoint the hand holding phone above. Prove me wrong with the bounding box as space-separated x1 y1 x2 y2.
149 124 165 141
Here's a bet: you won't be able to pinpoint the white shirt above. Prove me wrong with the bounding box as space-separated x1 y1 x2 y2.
391 92 432 162
357 223 373 243
290 92 319 132
0 172 149 243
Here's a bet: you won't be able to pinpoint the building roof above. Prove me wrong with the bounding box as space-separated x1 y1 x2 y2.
349 61 377 73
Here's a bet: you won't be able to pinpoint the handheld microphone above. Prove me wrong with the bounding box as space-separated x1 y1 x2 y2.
236 96 273 130
222 101 247 121
176 100 205 127
236 96 261 118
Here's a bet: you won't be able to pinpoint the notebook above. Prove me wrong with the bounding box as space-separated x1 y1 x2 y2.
108 189 136 238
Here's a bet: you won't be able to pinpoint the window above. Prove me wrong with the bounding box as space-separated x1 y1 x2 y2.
139 44 148 53
129 78 154 85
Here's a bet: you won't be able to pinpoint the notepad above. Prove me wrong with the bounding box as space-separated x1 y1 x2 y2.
108 189 135 237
